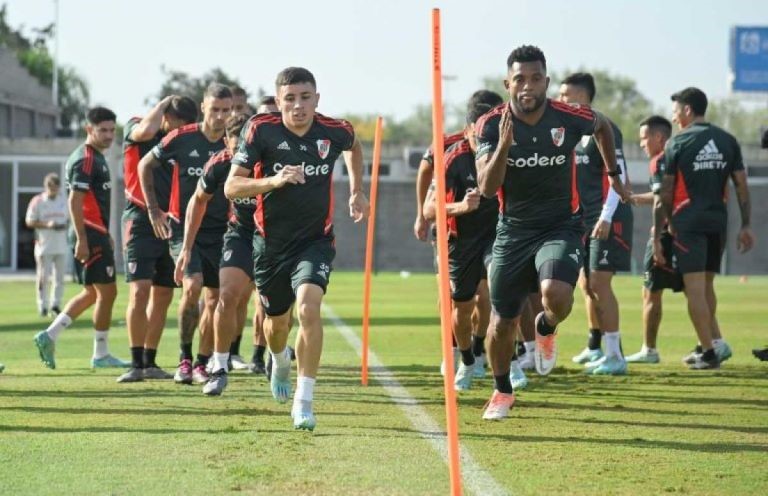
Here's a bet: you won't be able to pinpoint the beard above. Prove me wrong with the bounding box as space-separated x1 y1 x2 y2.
513 92 546 114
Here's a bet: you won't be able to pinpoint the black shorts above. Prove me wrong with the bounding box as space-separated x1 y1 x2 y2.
75 229 116 286
643 233 683 292
220 224 254 280
448 237 493 302
585 218 633 273
170 224 224 288
253 236 335 316
673 230 725 274
122 213 175 287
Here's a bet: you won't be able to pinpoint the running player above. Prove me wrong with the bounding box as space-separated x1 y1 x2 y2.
656 87 754 369
34 107 129 369
625 115 683 363
139 83 232 384
476 46 630 419
226 67 369 430
558 73 633 375
118 95 198 382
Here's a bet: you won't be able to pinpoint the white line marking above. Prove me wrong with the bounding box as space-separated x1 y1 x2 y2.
324 304 509 496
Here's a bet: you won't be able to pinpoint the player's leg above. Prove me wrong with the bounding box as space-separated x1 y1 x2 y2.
517 294 538 369
585 270 626 375
250 285 267 374
142 285 174 378
449 247 484 391
471 280 490 378
175 272 203 384
118 278 153 382
51 253 66 314
34 283 96 369
195 286 218 383
573 268 604 364
35 252 50 316
627 287 663 364
228 289 250 370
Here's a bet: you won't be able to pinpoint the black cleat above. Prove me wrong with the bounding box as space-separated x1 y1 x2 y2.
752 347 768 362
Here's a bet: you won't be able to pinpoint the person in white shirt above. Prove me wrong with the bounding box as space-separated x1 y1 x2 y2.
26 173 69 316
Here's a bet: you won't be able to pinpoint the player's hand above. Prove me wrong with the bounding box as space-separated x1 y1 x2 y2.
608 175 632 203
499 105 514 149
462 188 481 213
74 238 89 264
414 215 429 242
591 220 610 240
174 249 190 286
652 238 666 266
274 165 305 188
737 226 755 254
148 207 171 240
349 191 370 223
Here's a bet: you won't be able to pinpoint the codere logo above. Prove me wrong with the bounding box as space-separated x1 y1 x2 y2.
273 162 331 176
507 153 568 168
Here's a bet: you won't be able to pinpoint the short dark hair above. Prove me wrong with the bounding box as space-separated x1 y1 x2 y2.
275 67 316 88
562 72 596 102
671 87 707 116
259 95 276 106
204 83 233 100
467 90 503 109
226 113 249 138
44 172 60 188
467 103 492 125
165 95 198 124
507 45 546 71
640 115 672 139
230 85 247 98
86 106 116 125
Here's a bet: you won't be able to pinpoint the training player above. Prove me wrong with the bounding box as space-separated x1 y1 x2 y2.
118 95 198 382
139 83 232 384
656 87 754 369
558 73 633 375
34 107 129 369
226 67 369 430
231 85 253 116
423 103 499 392
476 46 630 419
625 116 683 363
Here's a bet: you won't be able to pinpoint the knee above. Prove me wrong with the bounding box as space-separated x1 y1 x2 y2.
297 301 321 326
489 316 516 337
542 289 573 317
181 283 201 306
129 285 151 307
217 289 240 313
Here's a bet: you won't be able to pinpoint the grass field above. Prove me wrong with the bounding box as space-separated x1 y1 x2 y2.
1 273 767 495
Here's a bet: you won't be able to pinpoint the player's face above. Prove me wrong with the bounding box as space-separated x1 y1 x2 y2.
671 101 691 129
276 83 319 130
87 120 116 150
505 61 549 114
557 84 589 106
46 183 60 199
639 125 665 157
232 94 251 115
162 114 186 134
202 96 233 133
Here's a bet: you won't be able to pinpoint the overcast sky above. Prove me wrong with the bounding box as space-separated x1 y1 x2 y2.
6 0 767 123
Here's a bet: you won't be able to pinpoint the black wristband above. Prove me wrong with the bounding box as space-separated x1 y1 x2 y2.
607 169 620 177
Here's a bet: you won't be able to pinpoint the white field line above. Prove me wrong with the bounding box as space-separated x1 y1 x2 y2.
323 304 509 496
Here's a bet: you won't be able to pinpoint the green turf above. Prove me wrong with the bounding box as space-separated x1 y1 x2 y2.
1 273 766 495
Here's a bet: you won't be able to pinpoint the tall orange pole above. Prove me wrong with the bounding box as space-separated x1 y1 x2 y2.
431 8 462 496
361 116 384 386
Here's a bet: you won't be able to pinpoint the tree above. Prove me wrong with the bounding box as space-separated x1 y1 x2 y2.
151 66 246 105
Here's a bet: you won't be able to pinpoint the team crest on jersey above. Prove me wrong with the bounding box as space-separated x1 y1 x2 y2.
551 127 565 147
223 250 232 262
128 262 137 274
316 139 331 159
106 266 114 277
259 294 270 309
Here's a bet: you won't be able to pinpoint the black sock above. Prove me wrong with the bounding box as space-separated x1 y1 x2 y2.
130 347 144 369
588 328 602 350
536 312 557 336
253 344 266 363
229 334 242 356
459 347 475 366
194 354 210 368
180 343 193 361
472 335 485 357
143 348 157 368
494 373 513 394
702 348 717 361
695 344 703 354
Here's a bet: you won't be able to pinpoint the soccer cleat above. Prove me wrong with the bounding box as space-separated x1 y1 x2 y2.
473 354 487 379
249 357 266 375
0 362 5 373
174 359 194 385
626 348 660 364
230 354 250 371
192 364 209 384
482 390 516 420
509 361 528 390
715 342 732 363
572 347 603 364
270 351 292 403
91 354 131 369
143 366 173 380
587 355 628 375
752 347 768 361
689 353 720 370
202 369 228 396
292 401 316 431
682 345 703 365
33 331 56 369
454 362 474 391
440 348 460 377
534 316 558 376
518 351 535 370
116 367 144 383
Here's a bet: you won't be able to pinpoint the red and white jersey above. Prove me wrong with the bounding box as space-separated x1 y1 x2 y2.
26 192 69 255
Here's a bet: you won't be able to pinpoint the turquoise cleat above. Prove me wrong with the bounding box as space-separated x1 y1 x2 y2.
473 354 487 379
509 360 528 390
572 347 603 364
33 331 56 369
91 354 131 368
270 362 292 403
715 342 732 363
626 348 660 364
454 362 474 391
292 401 316 431
587 355 628 375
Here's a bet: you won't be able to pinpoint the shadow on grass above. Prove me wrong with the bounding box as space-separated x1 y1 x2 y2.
0 405 288 417
0 424 290 435
322 316 438 328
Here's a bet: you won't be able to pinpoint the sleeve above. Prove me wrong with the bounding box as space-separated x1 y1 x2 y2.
554 101 597 136
663 139 678 176
231 121 262 172
199 157 222 195
337 119 355 151
69 159 93 193
123 118 141 145
151 131 177 163
475 114 500 159
731 136 745 172
25 195 40 223
598 150 627 222
650 154 666 194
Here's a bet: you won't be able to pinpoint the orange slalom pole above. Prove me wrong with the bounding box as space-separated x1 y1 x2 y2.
431 8 462 496
361 116 384 386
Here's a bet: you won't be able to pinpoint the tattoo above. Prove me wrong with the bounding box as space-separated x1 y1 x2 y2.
653 198 666 237
179 304 199 344
739 197 751 227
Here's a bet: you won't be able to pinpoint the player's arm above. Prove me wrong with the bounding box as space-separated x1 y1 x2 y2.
137 151 171 240
630 192 654 206
477 107 513 197
731 169 755 253
174 185 212 284
224 164 304 198
593 113 630 203
129 96 173 142
653 174 675 265
343 138 369 223
414 158 434 241
423 187 480 221
25 198 51 229
68 190 89 263
592 150 628 240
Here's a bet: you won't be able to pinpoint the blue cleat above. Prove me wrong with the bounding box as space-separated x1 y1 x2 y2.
454 362 474 391
509 360 528 390
91 354 131 369
572 347 603 364
715 342 732 363
473 354 487 379
270 354 292 403
292 401 316 431
587 355 628 375
33 331 56 369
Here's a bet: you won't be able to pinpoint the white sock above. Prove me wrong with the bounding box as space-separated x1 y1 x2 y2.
271 347 291 369
213 352 229 372
510 358 520 370
524 341 535 354
604 331 622 358
712 338 724 348
45 313 72 341
642 344 657 353
93 330 109 359
295 376 316 403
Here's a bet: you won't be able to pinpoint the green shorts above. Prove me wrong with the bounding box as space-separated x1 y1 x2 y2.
122 212 175 287
643 232 683 292
672 230 725 274
447 237 493 302
74 229 116 286
220 224 254 280
253 236 335 316
490 221 583 319
586 218 633 273
170 222 224 288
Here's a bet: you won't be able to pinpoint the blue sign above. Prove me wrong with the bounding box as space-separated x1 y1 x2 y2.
730 27 768 92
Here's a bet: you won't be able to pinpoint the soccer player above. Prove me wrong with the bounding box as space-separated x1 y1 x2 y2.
26 173 68 317
231 85 253 116
34 107 129 370
559 73 633 375
625 115 683 363
655 87 754 369
226 67 369 430
476 46 630 419
423 103 499 392
117 95 198 382
139 83 232 384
